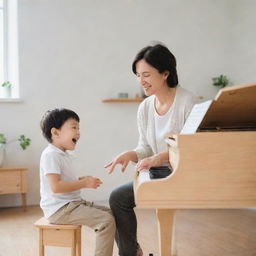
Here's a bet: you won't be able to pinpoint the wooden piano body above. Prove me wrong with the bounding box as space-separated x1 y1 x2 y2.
134 83 256 256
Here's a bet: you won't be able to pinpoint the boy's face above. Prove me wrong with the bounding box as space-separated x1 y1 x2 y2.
52 118 80 151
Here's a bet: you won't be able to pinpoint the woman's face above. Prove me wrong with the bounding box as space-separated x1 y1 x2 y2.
135 59 168 96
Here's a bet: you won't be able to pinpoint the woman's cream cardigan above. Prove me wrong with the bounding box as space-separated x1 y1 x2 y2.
134 85 198 161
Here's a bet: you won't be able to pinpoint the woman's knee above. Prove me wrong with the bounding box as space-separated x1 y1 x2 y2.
109 182 135 210
109 187 122 209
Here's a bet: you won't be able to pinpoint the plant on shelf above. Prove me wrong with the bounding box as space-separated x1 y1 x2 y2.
1 81 12 88
212 74 230 88
0 133 31 150
0 133 31 167
1 81 12 98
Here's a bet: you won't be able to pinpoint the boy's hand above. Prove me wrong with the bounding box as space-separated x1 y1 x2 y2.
79 176 103 189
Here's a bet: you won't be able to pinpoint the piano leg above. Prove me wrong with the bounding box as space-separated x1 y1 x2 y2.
156 209 176 256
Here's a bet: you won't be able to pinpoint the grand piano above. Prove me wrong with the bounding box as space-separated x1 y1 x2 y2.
134 83 256 256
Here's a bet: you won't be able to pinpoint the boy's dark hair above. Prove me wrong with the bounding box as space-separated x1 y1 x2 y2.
40 108 80 143
132 43 178 88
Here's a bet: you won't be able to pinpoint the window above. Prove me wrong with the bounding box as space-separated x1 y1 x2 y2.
0 0 19 99
0 1 4 84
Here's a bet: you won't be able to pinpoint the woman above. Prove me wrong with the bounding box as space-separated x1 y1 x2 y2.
105 43 198 256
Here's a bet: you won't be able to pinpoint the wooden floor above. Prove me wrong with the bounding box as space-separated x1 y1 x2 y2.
0 206 256 256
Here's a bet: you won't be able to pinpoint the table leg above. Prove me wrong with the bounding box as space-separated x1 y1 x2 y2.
21 193 27 211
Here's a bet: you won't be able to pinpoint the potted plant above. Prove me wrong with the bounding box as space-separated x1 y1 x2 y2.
212 75 230 88
0 81 12 98
0 133 31 167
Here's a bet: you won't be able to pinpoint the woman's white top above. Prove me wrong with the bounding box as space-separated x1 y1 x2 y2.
154 104 174 154
134 85 198 161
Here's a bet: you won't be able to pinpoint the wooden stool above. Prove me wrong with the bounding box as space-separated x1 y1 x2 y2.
34 217 81 256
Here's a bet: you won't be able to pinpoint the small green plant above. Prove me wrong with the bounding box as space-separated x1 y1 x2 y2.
1 81 12 88
0 133 31 150
212 75 229 88
0 134 7 144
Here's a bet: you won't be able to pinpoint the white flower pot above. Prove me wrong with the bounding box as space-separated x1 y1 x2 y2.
0 87 12 98
0 145 6 167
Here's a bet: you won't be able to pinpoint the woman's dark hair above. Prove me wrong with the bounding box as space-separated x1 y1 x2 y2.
40 108 80 143
132 43 178 88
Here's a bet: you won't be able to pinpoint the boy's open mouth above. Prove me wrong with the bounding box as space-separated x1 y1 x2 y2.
72 138 77 144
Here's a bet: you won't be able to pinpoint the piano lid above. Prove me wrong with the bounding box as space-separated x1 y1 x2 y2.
198 83 256 130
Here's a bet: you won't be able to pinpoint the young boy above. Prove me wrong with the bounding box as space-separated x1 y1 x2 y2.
40 108 115 256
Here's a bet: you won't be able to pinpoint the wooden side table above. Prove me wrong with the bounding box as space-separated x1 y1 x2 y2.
0 167 28 211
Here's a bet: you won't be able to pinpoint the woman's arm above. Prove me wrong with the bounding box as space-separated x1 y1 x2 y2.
134 99 154 161
47 174 102 193
105 99 154 174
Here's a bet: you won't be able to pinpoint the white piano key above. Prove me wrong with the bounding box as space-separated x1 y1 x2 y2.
137 170 150 184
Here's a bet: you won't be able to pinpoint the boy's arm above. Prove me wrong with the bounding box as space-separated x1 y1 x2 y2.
47 174 102 193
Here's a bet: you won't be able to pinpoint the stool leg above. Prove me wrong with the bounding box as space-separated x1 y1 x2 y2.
39 229 44 256
71 230 76 256
76 229 81 256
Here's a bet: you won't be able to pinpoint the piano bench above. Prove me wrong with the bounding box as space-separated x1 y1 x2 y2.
34 217 82 256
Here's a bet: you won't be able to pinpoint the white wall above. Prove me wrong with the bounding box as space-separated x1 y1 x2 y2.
0 0 255 207
228 0 256 83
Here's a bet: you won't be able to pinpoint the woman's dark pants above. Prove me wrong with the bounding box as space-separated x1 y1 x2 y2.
109 181 139 256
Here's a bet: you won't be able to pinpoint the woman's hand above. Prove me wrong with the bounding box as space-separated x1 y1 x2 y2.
136 152 169 171
104 151 138 174
136 155 161 171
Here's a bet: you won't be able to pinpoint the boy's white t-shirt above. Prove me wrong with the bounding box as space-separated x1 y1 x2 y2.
40 144 81 218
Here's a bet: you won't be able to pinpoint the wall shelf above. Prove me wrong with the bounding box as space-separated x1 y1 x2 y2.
102 98 144 103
